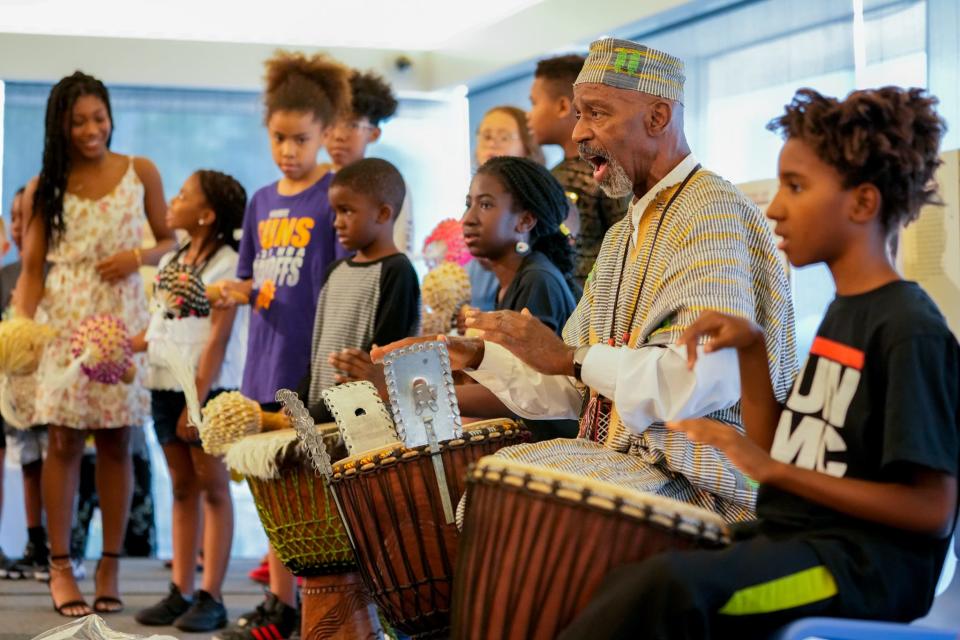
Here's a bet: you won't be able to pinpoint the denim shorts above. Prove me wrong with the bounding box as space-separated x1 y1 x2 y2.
151 388 230 447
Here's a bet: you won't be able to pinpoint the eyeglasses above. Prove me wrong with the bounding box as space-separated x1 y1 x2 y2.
332 120 374 133
477 129 520 145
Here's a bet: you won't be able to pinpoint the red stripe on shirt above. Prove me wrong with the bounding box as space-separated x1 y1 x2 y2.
811 336 864 370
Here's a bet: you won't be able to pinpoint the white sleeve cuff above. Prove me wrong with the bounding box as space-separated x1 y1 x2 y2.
580 343 618 398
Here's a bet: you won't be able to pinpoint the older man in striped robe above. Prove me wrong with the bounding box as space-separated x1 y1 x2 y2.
379 38 796 523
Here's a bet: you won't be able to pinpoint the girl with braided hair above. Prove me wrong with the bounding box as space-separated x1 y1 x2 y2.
464 156 579 327
457 156 579 437
13 71 175 617
132 170 248 632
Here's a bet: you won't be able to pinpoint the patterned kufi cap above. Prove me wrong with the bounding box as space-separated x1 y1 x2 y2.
575 37 685 104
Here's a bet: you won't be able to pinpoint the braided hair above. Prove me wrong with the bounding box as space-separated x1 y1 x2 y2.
476 156 578 295
194 170 247 253
35 72 113 244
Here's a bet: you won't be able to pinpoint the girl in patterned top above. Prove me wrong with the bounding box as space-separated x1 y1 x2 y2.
14 72 175 617
132 170 248 632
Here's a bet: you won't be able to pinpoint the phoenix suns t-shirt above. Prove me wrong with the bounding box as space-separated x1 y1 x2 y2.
236 173 350 403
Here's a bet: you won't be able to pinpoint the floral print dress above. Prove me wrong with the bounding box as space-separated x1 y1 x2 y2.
34 157 150 429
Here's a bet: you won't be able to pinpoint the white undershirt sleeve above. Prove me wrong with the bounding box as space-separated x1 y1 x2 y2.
578 342 740 434
465 342 582 420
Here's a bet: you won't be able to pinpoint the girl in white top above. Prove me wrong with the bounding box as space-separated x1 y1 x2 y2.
131 170 248 632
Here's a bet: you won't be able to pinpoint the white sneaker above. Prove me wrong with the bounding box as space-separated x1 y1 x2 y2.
32 558 84 582
72 558 86 581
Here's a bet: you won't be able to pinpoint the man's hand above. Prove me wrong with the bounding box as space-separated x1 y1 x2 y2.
95 250 139 283
371 335 485 371
666 418 778 484
676 310 763 370
465 308 574 376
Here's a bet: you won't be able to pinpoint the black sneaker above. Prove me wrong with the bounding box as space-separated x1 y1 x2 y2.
135 582 193 625
214 592 299 640
234 590 278 628
175 589 227 632
0 550 14 579
7 539 49 580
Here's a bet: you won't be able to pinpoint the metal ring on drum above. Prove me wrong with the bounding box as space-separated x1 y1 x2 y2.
450 455 730 640
329 418 530 639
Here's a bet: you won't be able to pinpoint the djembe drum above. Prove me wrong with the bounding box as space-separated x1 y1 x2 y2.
225 426 382 640
330 418 528 638
451 454 730 640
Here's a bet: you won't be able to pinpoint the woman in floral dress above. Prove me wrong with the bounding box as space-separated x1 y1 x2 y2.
15 72 175 617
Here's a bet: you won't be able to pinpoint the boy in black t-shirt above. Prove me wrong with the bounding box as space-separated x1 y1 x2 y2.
559 87 959 639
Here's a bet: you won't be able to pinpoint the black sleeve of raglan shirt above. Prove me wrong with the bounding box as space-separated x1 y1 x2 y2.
372 254 422 348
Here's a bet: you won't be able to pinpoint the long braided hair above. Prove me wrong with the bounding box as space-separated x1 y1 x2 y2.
194 170 247 255
476 156 579 296
35 72 114 244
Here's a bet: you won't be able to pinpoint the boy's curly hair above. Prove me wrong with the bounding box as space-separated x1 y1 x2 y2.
350 70 398 126
264 50 351 126
767 87 946 230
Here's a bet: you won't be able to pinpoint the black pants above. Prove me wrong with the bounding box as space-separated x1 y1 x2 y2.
558 535 842 640
71 449 156 559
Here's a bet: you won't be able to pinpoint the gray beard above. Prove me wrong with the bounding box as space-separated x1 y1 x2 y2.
598 158 634 198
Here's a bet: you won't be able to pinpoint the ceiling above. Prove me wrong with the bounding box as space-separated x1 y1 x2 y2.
0 0 692 91
0 0 544 50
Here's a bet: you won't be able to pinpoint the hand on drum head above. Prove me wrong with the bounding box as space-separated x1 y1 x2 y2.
370 335 485 371
329 348 388 399
666 417 775 484
465 308 575 376
676 310 764 370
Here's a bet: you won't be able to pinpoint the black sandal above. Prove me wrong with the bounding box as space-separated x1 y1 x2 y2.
93 551 124 614
48 555 92 617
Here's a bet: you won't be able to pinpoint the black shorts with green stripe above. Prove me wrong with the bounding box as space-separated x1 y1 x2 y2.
559 533 844 640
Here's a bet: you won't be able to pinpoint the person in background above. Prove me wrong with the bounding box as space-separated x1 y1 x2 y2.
467 105 546 312
0 187 52 581
528 54 629 289
325 69 414 254
14 71 175 617
213 50 351 640
134 170 248 633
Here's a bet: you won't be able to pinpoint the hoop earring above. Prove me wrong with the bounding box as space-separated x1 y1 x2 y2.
515 240 530 255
